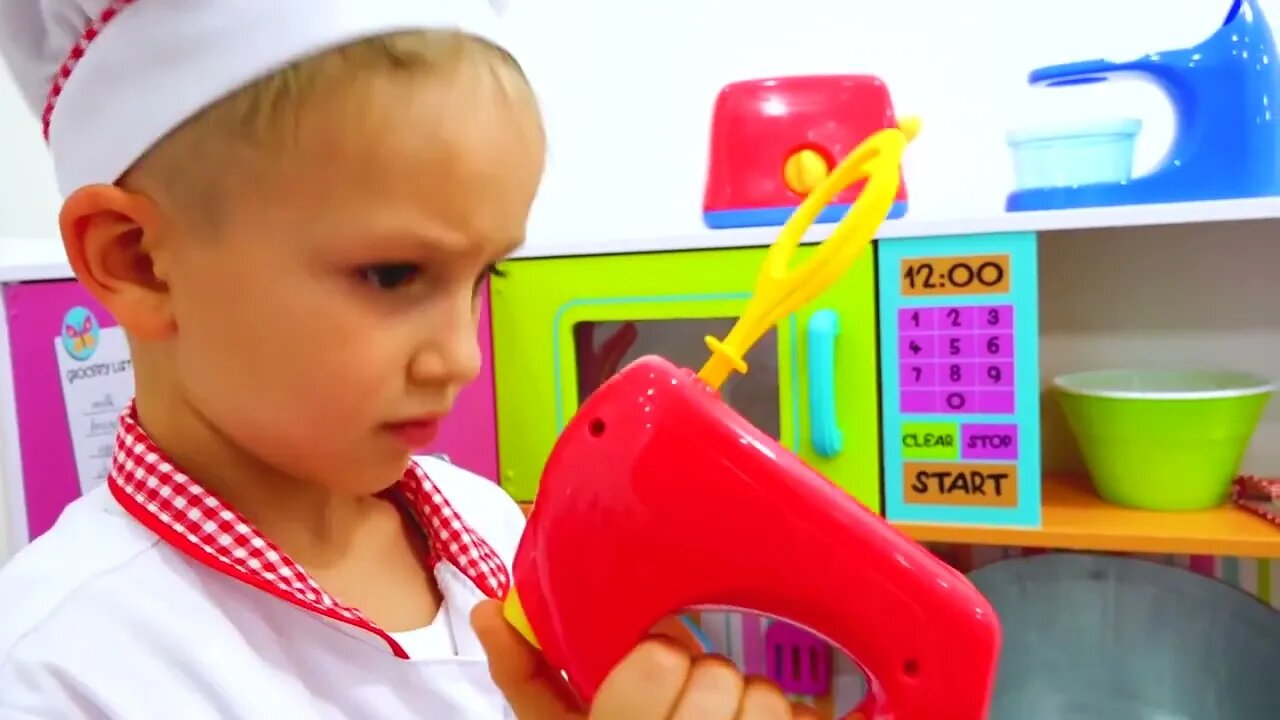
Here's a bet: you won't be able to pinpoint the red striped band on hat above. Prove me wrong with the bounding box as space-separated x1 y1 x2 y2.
43 0 138 140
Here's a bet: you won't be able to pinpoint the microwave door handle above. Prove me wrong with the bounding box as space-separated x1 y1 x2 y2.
805 309 843 458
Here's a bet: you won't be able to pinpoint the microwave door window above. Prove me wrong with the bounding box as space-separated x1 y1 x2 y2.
573 319 780 440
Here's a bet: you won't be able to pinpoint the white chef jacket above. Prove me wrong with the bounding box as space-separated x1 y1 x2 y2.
0 405 526 719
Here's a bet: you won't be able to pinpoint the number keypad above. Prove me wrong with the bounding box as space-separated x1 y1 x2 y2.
898 304 1015 415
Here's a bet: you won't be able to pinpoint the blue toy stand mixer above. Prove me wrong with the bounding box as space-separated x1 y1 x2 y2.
1007 0 1280 212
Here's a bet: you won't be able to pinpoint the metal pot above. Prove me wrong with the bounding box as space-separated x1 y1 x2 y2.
969 553 1280 719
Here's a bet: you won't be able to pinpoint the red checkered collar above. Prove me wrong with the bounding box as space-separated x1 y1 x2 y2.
106 400 509 658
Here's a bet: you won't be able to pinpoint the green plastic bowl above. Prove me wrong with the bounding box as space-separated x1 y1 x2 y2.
1054 369 1276 511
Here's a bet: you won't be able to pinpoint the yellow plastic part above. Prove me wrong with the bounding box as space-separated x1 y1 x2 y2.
698 118 920 391
503 586 542 650
783 148 831 195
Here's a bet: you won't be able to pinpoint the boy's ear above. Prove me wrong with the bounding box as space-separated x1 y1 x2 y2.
58 184 176 341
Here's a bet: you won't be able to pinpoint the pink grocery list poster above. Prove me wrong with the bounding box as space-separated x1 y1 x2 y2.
4 280 123 540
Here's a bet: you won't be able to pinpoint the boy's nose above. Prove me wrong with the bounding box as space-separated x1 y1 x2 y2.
409 306 483 388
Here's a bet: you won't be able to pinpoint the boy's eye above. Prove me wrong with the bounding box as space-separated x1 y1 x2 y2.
359 263 421 290
475 263 506 294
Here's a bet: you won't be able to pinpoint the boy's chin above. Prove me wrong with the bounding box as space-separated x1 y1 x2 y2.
316 452 418 496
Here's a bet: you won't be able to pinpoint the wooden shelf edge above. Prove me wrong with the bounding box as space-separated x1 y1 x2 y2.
893 522 1280 559
518 476 1280 559
898 474 1280 560
510 197 1280 260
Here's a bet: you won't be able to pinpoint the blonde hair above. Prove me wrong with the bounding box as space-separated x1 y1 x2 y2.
124 29 541 218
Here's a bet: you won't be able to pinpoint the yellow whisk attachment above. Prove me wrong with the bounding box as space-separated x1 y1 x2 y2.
697 117 920 391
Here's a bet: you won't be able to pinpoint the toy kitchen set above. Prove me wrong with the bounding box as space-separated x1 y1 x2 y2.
4 2 1280 715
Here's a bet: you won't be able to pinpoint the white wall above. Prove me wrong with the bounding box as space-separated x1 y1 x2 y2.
0 60 57 239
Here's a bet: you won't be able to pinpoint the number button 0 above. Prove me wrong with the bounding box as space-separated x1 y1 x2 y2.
943 390 971 412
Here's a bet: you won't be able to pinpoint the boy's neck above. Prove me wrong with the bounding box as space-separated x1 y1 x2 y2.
132 387 392 564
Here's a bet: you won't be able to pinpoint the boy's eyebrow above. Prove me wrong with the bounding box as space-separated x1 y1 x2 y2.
346 228 524 258
362 229 469 252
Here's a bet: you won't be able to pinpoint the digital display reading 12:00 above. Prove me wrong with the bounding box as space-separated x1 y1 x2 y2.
900 254 1011 297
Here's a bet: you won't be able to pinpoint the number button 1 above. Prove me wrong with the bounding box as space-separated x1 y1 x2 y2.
899 307 936 332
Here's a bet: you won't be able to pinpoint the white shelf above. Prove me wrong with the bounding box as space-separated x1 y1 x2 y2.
513 196 1280 259
0 237 71 283
4 198 1280 283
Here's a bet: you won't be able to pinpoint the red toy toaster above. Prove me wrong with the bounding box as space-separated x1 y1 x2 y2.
703 75 911 229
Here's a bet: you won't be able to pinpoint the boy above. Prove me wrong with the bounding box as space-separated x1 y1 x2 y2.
0 1 816 718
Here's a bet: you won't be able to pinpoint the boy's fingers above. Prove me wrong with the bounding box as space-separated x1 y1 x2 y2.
590 636 692 720
470 599 584 719
648 615 706 656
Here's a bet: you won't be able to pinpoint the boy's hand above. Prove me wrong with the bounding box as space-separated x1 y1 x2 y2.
471 600 819 719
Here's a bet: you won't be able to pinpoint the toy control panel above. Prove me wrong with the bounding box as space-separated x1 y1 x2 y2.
876 234 1042 529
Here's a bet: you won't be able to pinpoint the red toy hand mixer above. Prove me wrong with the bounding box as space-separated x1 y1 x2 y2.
503 117 1001 719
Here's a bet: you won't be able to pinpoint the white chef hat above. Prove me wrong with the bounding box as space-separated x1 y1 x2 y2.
0 0 513 196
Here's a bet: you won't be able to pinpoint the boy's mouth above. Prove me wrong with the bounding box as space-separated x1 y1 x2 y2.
383 417 442 449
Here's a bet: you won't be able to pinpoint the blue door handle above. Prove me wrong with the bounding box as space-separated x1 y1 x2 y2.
806 309 843 458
